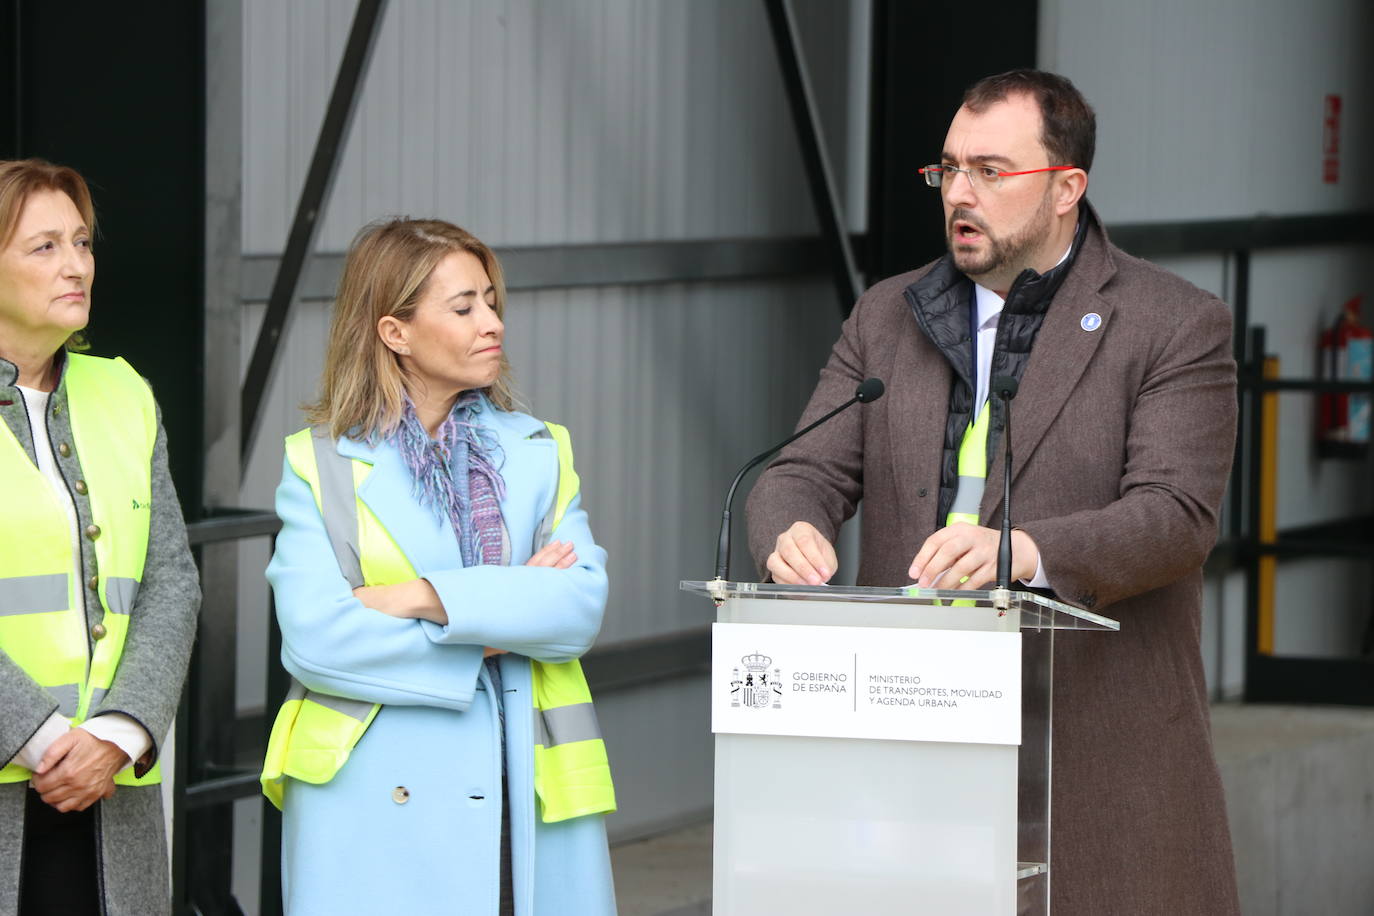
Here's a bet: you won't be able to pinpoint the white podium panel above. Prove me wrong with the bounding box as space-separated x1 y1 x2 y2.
711 621 1022 745
715 733 1018 914
684 582 1118 916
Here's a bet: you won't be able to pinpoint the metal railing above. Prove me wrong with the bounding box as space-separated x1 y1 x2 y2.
173 509 283 916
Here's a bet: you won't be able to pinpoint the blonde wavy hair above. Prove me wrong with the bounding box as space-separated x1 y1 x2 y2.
0 158 97 352
307 218 516 440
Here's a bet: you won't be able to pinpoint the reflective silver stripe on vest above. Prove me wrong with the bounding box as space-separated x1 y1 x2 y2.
534 702 602 748
284 678 307 704
0 573 69 616
303 688 376 722
88 687 108 710
104 577 140 615
286 675 372 723
498 518 512 567
947 475 986 521
49 683 81 718
310 430 365 589
528 427 557 553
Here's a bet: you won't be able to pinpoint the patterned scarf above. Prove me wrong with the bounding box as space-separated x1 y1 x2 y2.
395 391 507 567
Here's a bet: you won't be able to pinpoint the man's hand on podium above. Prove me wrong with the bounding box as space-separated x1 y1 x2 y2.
908 523 1040 591
766 521 837 586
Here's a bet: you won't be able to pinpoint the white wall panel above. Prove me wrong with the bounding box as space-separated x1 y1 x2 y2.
1040 0 1373 222
599 676 713 843
239 0 866 666
237 0 867 840
1147 253 1228 300
243 0 868 253
1044 2 1373 691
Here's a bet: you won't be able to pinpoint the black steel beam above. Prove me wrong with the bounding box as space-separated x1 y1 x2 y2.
240 236 848 301
186 509 282 546
762 0 863 314
237 213 1374 306
240 0 388 466
260 579 287 916
185 554 245 915
1246 656 1374 705
1227 250 1250 543
1256 540 1374 559
171 687 191 915
2 0 19 157
1243 327 1266 702
1255 378 1374 394
865 0 1038 276
582 627 712 694
1111 211 1374 259
185 769 264 809
1278 515 1374 543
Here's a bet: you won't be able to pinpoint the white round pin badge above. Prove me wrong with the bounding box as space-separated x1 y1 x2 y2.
1080 312 1102 332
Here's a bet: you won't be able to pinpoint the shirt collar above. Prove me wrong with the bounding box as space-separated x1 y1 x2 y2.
972 241 1075 329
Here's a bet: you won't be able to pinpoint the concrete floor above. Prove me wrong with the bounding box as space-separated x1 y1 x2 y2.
610 704 1374 916
612 822 713 916
1211 703 1374 916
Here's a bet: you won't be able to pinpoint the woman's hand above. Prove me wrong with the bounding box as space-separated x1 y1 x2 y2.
353 579 447 625
526 539 577 569
352 544 576 646
31 729 127 812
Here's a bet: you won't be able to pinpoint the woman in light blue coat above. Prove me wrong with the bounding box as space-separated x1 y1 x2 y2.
266 218 616 915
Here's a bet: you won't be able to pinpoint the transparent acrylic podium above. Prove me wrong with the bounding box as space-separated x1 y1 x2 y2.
681 580 1118 916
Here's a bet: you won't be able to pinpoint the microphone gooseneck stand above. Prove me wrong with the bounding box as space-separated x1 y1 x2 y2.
709 378 885 602
990 376 1019 611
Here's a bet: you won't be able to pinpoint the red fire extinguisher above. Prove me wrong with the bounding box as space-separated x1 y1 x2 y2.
1317 294 1372 456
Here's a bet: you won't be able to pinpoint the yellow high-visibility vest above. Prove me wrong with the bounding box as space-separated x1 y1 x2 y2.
946 400 991 529
0 354 161 786
261 421 615 822
935 401 992 604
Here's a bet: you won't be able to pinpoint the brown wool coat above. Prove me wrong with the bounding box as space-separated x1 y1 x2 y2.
747 216 1241 915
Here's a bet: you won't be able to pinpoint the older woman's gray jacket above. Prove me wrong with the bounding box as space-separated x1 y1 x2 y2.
0 354 200 916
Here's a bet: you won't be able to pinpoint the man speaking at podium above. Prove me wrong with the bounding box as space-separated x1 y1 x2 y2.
747 70 1240 914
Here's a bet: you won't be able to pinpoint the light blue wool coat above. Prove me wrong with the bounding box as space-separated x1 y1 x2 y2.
266 402 615 916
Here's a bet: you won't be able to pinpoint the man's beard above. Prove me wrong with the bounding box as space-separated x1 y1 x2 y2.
947 189 1055 284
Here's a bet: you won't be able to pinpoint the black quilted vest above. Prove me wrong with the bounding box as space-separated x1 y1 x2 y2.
902 209 1092 527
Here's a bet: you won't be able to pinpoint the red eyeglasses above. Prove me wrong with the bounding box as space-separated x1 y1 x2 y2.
919 164 1076 191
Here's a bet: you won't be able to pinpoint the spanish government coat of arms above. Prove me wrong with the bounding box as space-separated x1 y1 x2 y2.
729 652 782 709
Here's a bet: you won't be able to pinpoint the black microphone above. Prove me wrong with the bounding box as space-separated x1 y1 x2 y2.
993 375 1019 593
714 378 885 582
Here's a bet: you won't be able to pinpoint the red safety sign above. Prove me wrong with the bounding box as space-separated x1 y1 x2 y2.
1323 94 1341 184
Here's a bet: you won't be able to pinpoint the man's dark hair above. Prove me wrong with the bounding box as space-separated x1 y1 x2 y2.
963 69 1096 172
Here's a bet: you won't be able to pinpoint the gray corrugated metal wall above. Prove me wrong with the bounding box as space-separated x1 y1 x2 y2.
242 0 860 251
1040 0 1374 691
219 0 1374 907
235 0 866 846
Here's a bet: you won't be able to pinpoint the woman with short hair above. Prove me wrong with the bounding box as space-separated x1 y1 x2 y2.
0 158 200 915
262 217 617 915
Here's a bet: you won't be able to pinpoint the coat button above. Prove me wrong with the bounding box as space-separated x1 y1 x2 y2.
85 524 101 540
58 442 71 457
87 575 99 591
392 786 410 804
91 623 107 640
74 480 88 495
918 487 928 497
